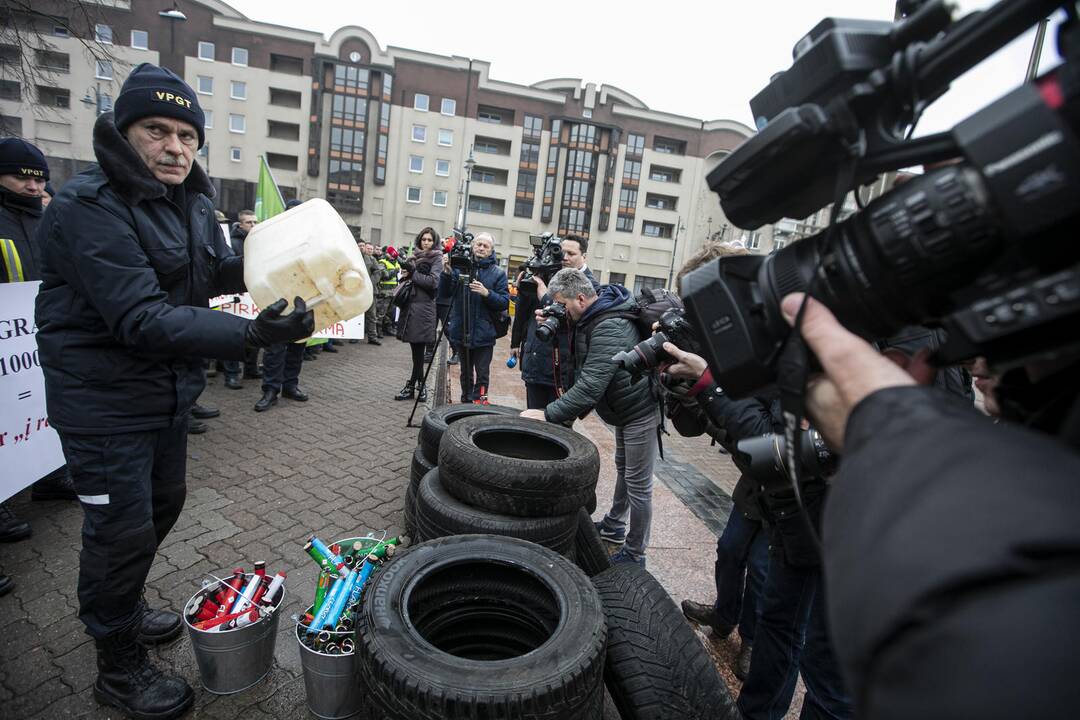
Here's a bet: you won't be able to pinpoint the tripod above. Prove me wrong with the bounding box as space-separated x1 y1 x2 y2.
406 270 474 427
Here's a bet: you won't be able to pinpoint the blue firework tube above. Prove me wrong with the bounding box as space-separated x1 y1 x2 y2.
344 553 380 610
321 570 359 631
307 568 353 634
308 536 348 575
230 573 262 614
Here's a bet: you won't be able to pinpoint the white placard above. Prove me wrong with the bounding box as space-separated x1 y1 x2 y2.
208 293 365 339
0 281 65 501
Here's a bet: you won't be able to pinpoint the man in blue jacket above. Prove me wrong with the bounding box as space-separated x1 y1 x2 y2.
439 232 509 404
35 64 313 720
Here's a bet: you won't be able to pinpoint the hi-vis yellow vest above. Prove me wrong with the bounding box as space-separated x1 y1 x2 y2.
0 238 26 282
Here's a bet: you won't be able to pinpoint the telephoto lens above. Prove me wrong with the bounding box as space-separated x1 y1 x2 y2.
736 429 836 491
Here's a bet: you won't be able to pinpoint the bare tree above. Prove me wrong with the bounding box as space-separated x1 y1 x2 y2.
0 0 127 134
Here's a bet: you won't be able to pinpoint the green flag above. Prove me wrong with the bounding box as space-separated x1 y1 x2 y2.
254 155 285 222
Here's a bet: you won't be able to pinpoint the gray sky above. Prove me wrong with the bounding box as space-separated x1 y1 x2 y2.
233 0 1063 136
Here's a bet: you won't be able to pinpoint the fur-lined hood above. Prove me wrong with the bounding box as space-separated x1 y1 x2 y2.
92 111 214 206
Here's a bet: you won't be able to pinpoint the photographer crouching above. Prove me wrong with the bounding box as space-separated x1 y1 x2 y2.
520 268 658 567
438 232 509 404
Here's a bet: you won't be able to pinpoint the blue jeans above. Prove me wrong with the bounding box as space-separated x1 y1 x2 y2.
714 508 769 643
737 553 852 720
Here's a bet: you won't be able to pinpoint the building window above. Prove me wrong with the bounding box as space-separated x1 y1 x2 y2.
198 41 215 61
468 196 503 214
204 110 213 129
523 114 543 138
514 200 534 218
229 114 246 133
406 186 422 203
435 159 450 176
634 275 666 293
197 76 213 95
582 108 593 119
626 133 646 157
36 85 69 108
198 145 208 158
230 147 242 162
232 47 248 66
230 80 246 100
95 60 113 80
437 128 453 147
645 193 677 211
409 155 424 173
654 136 687 155
615 216 634 232
412 125 426 143
331 95 368 123
609 272 626 286
100 94 113 112
95 24 112 44
332 64 370 92
414 93 429 111
478 107 502 124
649 166 681 183
642 221 674 238
474 137 508 155
330 127 366 153
519 141 540 166
0 81 20 102
773 238 787 250
441 98 456 116
130 30 148 50
472 168 497 184
622 159 641 184
53 26 69 38
433 190 448 207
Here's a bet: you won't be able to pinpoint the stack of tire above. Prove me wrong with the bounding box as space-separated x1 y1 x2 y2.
355 534 740 720
410 413 612 577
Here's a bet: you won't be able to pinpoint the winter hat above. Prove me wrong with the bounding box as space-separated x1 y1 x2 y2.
385 246 399 260
114 63 205 148
0 138 49 180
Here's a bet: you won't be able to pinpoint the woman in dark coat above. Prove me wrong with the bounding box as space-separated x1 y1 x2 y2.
394 227 443 402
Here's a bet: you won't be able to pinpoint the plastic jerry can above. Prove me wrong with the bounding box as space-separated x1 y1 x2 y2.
243 198 373 332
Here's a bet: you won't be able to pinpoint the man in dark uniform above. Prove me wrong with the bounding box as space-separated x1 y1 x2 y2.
35 64 313 719
0 139 78 594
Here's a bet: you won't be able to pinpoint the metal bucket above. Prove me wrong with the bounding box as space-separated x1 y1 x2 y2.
183 573 285 695
296 610 361 719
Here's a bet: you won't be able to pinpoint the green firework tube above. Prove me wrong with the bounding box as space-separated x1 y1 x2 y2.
312 571 332 615
304 541 337 575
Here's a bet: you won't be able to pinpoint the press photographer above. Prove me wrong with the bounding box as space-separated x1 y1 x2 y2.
438 231 509 404
520 268 658 567
679 0 1080 716
510 233 598 409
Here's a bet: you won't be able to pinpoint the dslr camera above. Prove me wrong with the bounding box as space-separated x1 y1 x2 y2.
612 308 700 379
681 0 1080 398
518 232 565 293
447 228 476 277
535 302 567 343
737 429 837 492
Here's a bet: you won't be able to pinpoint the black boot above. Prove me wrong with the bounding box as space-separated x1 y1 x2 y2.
191 403 220 419
136 594 182 646
394 381 415 401
0 501 31 543
254 388 278 412
417 382 428 402
31 467 78 501
94 620 194 720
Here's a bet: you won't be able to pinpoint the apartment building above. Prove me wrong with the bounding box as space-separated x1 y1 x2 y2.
1 0 773 289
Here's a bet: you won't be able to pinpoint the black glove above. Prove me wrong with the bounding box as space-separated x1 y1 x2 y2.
245 296 315 348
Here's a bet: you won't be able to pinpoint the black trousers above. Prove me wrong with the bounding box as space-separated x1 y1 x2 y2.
409 342 427 383
59 420 189 639
459 345 494 401
526 383 559 410
262 342 305 392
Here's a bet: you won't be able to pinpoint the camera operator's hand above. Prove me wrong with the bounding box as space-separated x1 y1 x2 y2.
510 347 520 361
782 293 915 451
469 280 490 298
661 342 708 383
520 409 546 421
534 276 548 299
245 296 315 348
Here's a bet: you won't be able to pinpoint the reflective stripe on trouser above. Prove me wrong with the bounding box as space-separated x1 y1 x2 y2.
0 238 25 282
602 409 659 559
58 419 189 639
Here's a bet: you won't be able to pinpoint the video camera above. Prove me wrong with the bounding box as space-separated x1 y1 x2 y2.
612 308 700 379
534 302 567 343
448 228 476 277
683 0 1080 398
518 232 565 293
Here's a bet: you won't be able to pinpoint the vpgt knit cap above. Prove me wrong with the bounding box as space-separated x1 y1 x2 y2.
114 63 205 148
0 138 49 180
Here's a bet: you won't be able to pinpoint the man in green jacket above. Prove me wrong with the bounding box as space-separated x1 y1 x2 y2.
521 268 658 567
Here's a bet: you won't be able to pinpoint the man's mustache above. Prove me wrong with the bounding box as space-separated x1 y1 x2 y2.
158 154 188 168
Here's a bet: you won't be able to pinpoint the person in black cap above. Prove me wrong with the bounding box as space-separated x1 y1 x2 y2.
34 63 314 720
255 197 313 410
0 138 79 596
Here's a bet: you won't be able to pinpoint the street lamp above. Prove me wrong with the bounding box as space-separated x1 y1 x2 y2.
666 216 686 289
81 84 109 116
459 146 477 232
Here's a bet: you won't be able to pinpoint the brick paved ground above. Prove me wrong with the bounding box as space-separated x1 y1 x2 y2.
1 334 803 718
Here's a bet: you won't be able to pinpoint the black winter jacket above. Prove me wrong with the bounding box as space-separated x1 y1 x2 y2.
511 266 598 388
544 285 656 427
825 385 1080 719
0 187 43 283
438 255 509 349
397 248 442 344
35 112 248 434
229 222 247 256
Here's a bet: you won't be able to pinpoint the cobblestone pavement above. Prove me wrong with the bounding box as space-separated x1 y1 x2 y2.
1 334 802 718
